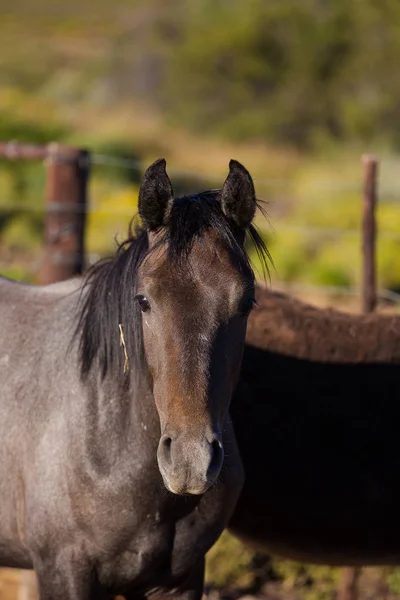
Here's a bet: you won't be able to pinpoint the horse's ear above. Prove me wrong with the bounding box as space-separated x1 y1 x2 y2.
220 159 256 229
139 158 174 230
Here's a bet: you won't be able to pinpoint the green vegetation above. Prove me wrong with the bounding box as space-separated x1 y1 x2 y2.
2 0 400 291
4 0 400 149
206 532 400 600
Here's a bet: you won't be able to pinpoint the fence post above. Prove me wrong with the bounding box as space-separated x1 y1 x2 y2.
338 567 361 600
337 155 379 600
361 154 378 313
38 143 90 285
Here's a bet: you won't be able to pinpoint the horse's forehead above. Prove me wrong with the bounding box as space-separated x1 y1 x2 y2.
141 235 246 297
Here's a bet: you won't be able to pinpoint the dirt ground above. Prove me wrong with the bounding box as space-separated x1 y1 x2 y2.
0 570 297 600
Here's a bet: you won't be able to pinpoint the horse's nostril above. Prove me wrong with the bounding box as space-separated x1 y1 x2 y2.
159 435 173 465
163 436 172 449
208 439 223 478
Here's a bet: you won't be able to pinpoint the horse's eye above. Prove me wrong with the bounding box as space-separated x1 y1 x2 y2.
135 294 151 312
240 297 256 317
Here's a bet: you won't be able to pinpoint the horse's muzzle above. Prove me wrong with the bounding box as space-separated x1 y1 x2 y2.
157 433 224 495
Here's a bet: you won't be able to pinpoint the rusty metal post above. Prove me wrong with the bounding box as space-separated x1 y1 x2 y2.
361 154 378 313
39 143 90 284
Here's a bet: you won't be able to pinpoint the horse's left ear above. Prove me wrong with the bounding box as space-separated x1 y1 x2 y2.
220 159 256 229
139 158 174 231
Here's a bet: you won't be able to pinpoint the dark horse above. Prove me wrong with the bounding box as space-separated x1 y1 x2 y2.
0 159 269 599
229 286 400 566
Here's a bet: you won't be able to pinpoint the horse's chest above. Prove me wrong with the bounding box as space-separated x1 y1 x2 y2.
98 520 172 592
98 501 219 594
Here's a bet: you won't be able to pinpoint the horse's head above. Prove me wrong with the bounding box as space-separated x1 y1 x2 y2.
78 158 268 495
136 158 265 495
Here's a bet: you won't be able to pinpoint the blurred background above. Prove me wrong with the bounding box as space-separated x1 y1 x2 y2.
2 0 400 598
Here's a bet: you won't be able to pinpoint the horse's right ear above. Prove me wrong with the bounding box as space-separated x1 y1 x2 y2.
139 158 174 231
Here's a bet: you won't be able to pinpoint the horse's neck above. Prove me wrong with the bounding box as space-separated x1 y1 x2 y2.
79 371 160 477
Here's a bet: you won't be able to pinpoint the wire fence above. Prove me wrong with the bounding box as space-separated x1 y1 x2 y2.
1 146 400 305
3 201 400 242
4 251 400 306
0 147 367 188
90 153 363 190
272 281 400 305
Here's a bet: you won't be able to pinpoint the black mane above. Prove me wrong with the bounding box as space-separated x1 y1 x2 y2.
76 191 271 382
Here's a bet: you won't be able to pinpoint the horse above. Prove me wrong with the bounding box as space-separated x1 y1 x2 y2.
229 285 400 566
0 158 270 600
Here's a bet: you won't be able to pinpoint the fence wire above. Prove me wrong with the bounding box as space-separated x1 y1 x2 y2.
2 200 400 241
90 153 363 190
4 250 400 306
0 147 364 190
1 145 400 305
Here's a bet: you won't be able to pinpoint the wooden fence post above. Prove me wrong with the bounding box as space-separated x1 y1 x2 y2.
361 154 378 313
338 155 378 600
39 143 90 285
337 155 379 600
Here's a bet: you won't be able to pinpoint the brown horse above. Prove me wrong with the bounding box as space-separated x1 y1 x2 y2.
0 159 270 600
229 286 400 566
